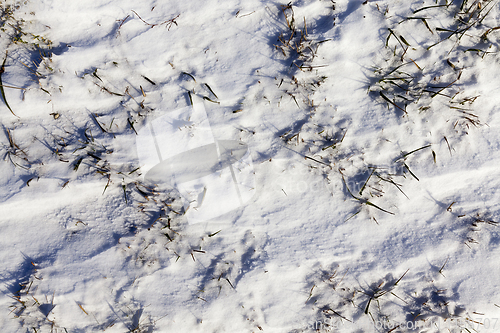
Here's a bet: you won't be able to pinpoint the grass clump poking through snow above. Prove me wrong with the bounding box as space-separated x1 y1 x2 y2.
9 261 66 333
1 0 58 108
326 0 500 222
301 264 472 333
368 0 498 136
272 2 331 116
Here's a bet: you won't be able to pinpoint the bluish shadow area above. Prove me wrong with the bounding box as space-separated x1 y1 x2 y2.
6 42 70 90
264 1 336 77
335 0 365 24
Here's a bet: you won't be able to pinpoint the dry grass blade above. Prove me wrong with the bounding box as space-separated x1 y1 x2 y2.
94 82 124 96
208 230 221 237
90 113 107 133
77 302 88 315
421 18 433 34
182 72 196 82
402 144 431 158
413 3 449 14
128 118 138 134
380 91 407 114
394 269 409 285
0 53 18 117
359 169 375 195
131 10 180 30
376 173 409 199
0 84 24 90
444 136 452 156
426 73 461 98
225 278 235 289
122 182 128 204
482 26 500 39
404 163 419 181
364 200 395 215
342 175 395 215
439 257 449 276
142 75 156 85
73 157 83 171
325 308 353 323
102 174 111 195
203 96 219 104
304 155 330 167
204 83 218 99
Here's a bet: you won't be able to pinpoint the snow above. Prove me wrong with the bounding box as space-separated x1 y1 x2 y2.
1 0 500 332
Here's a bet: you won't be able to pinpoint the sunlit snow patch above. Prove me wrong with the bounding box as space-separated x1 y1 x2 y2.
136 102 255 223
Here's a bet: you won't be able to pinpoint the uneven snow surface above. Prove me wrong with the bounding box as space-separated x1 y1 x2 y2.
1 0 500 332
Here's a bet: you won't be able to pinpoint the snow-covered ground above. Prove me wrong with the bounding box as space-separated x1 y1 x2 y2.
1 0 500 332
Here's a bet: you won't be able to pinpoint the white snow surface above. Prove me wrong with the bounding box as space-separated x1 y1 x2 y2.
1 0 500 332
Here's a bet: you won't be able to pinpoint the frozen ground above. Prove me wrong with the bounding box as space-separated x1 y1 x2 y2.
1 0 500 332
